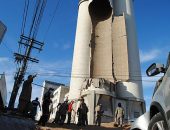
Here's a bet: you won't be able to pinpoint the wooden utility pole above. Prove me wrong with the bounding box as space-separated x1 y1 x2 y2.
8 35 44 109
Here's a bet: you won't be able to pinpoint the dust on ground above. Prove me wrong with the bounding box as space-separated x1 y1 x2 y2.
38 122 131 130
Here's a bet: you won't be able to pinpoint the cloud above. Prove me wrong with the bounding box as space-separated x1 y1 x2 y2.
28 59 72 86
26 60 72 101
0 56 72 105
52 41 72 51
144 95 152 101
144 95 152 111
0 57 9 62
63 43 71 50
29 60 72 74
142 74 161 89
52 42 59 49
140 49 160 63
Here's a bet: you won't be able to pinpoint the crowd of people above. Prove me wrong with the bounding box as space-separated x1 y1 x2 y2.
16 75 125 128
38 94 90 127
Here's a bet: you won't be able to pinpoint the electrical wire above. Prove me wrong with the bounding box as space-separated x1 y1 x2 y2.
28 0 41 39
24 72 161 83
43 0 62 42
21 0 30 35
33 0 47 38
26 70 163 77
6 68 164 78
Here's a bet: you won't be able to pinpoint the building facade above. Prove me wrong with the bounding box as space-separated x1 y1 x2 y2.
0 73 7 109
49 86 69 122
36 80 68 121
0 21 7 44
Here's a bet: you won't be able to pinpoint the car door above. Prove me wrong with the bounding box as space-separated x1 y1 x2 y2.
163 66 170 125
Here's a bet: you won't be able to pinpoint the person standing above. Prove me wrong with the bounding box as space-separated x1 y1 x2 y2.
95 104 104 126
81 98 88 126
77 98 88 126
30 97 41 120
43 88 54 100
67 100 74 125
58 100 68 125
77 104 83 126
38 89 53 126
18 75 36 115
115 103 124 127
53 103 61 124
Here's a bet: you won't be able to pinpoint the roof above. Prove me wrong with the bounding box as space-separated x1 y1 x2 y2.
44 80 65 86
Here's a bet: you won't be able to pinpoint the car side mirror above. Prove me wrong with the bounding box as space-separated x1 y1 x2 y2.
146 63 165 77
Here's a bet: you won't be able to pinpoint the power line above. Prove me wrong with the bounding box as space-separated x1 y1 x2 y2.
32 73 160 83
28 0 41 39
19 0 30 54
5 69 164 78
43 0 62 42
21 0 30 35
4 71 161 83
33 0 47 38
29 71 164 78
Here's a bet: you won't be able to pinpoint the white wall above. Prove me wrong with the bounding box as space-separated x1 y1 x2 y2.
36 81 62 120
69 0 91 100
0 21 7 44
0 74 7 106
49 86 69 121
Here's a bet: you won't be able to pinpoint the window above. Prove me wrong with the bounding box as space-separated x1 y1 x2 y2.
134 112 140 118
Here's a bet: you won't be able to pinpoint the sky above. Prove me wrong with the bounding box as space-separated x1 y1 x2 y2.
0 0 170 110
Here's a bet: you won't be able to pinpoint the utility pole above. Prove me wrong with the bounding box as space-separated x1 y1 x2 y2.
8 35 44 109
8 0 47 109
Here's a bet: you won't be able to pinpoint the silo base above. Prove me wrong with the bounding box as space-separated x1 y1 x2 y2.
78 78 145 125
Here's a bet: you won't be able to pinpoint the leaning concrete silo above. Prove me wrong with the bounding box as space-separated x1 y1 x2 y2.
69 0 145 124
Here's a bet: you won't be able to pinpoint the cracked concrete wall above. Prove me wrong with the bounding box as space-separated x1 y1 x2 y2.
69 0 144 101
112 15 129 81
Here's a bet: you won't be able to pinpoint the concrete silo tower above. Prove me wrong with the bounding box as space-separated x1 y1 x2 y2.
69 0 145 124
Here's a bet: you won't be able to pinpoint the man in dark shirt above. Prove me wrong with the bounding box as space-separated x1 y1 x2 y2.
43 88 54 100
77 98 88 126
58 100 68 125
38 88 53 126
95 104 104 126
18 75 36 115
53 103 61 124
30 97 41 120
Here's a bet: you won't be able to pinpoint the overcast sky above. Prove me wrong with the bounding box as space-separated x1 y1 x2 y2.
0 0 170 110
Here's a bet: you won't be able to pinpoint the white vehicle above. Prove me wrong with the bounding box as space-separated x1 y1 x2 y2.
131 53 170 130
